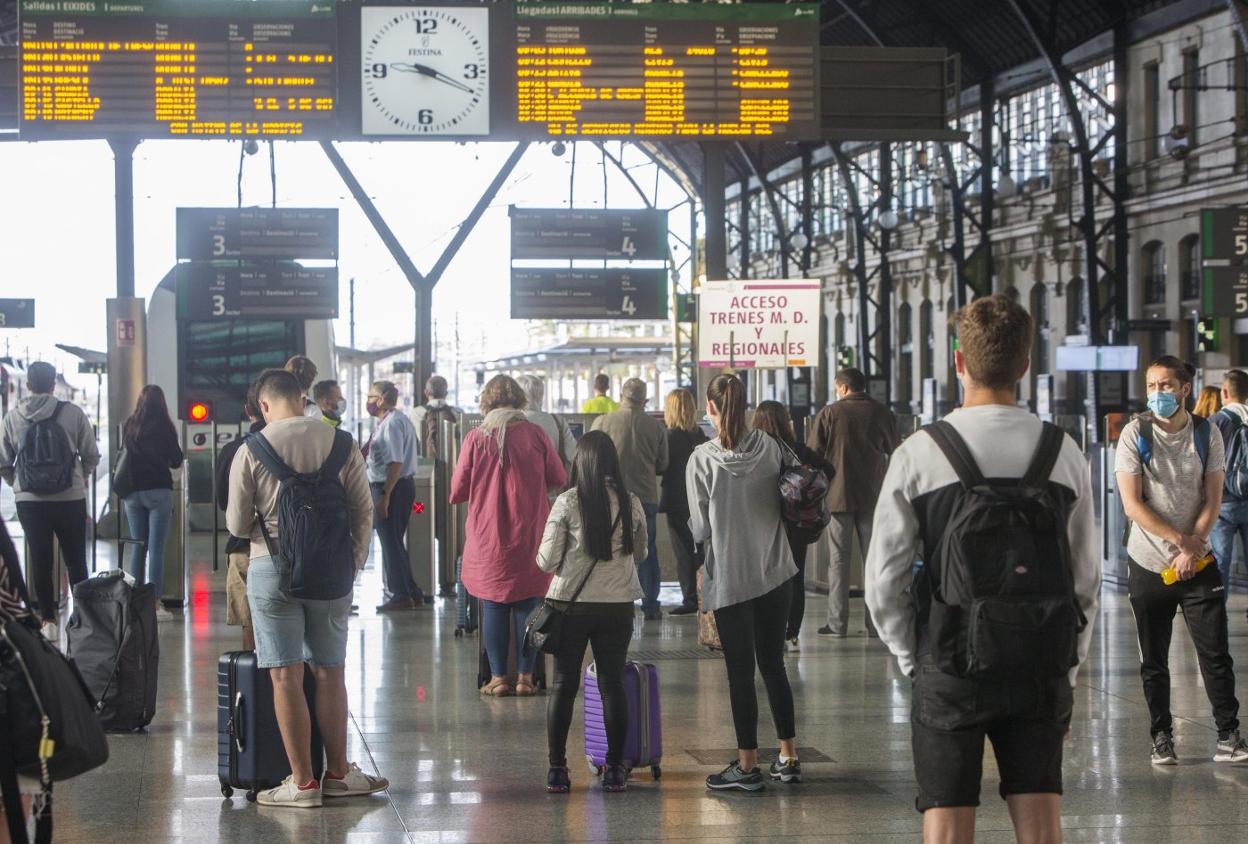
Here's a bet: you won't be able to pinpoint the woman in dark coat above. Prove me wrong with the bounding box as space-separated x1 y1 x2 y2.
659 388 708 614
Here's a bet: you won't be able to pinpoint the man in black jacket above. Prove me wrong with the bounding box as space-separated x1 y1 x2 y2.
216 398 263 650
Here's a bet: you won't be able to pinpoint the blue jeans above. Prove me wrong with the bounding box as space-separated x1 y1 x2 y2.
640 504 660 613
1211 499 1248 601
482 597 542 677
123 488 173 593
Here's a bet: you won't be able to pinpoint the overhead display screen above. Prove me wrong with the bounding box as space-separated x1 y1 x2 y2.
510 2 819 139
18 0 337 139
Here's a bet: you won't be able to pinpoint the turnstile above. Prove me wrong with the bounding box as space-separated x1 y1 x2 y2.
406 460 437 602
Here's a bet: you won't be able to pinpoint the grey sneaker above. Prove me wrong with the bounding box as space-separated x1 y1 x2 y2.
768 757 802 784
706 761 765 792
1151 731 1177 766
1215 730 1248 763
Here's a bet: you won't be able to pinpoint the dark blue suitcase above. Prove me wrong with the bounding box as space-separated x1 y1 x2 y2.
217 651 324 801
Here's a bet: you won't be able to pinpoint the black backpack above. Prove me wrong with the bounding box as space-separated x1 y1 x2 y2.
16 402 78 495
1217 410 1248 500
246 429 356 601
921 421 1084 680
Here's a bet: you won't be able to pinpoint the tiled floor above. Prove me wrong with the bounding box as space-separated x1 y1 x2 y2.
38 537 1248 842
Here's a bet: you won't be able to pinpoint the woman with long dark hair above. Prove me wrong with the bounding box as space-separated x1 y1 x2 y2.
752 401 834 651
119 385 183 612
538 431 646 794
687 374 801 791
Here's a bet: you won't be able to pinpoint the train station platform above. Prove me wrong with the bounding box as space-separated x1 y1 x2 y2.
38 534 1248 843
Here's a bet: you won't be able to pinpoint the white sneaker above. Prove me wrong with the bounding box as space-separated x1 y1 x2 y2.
256 775 322 808
322 762 389 797
784 638 800 653
40 621 58 644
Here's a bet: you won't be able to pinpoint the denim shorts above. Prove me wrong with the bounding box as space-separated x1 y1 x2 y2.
246 556 352 669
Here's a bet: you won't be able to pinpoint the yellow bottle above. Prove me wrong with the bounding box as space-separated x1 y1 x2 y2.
1161 554 1215 585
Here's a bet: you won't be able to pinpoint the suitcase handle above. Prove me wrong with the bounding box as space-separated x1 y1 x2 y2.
231 692 246 753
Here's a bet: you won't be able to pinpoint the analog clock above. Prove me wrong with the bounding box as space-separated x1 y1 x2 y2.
361 6 490 136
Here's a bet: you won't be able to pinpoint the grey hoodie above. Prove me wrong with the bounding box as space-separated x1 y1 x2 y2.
686 428 797 612
0 394 100 502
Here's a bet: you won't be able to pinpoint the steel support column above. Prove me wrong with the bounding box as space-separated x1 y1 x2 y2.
701 143 728 281
1110 24 1131 342
110 138 138 299
878 143 894 403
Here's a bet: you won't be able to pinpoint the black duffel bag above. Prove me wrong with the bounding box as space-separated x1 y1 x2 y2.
0 612 111 782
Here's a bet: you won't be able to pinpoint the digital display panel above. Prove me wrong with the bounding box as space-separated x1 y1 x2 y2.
511 267 667 320
511 2 819 139
18 0 337 139
176 207 339 261
178 263 339 321
510 207 667 260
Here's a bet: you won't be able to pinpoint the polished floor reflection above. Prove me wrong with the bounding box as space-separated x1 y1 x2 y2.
43 538 1248 842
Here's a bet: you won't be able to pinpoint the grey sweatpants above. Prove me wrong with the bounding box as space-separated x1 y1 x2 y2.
826 511 874 634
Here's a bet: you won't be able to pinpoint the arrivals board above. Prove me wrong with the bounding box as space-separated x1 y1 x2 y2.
18 0 337 140
511 2 819 139
1202 207 1248 263
511 268 667 320
178 263 339 320
176 207 339 261
510 207 668 260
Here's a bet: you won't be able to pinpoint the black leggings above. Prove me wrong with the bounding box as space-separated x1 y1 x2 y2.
713 580 796 751
16 499 89 621
547 608 633 767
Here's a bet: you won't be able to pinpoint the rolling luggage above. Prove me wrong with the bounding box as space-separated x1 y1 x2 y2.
584 661 662 781
65 570 159 731
475 598 546 689
217 651 324 802
454 556 477 637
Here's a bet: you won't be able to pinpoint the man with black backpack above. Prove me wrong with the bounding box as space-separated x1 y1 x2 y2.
1115 356 1248 767
227 369 387 808
0 362 99 644
1211 369 1248 604
866 295 1100 843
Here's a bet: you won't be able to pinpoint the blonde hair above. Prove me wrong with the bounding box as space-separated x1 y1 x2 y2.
1195 385 1222 419
664 388 698 432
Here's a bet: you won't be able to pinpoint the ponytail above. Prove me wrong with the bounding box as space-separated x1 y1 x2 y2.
708 374 748 451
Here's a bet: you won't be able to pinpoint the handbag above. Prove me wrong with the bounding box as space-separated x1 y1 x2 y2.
525 511 618 654
112 445 135 499
775 437 833 545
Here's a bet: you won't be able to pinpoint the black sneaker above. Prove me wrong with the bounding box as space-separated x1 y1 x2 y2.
817 624 846 638
768 757 802 783
546 766 571 794
706 761 765 792
602 765 628 792
669 604 698 616
1151 731 1177 766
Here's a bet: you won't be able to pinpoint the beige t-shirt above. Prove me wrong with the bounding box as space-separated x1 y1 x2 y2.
1114 413 1224 573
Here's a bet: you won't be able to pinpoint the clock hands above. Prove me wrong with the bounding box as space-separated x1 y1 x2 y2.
389 62 475 95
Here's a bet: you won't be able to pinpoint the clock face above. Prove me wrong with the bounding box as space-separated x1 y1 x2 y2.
361 6 490 136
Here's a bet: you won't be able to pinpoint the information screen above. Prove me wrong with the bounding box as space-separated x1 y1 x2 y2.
511 268 667 320
511 2 819 139
18 0 337 139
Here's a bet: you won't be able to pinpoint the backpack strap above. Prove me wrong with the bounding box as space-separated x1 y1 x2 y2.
319 429 353 481
1194 416 1211 473
924 421 987 489
49 401 64 423
244 433 295 482
1137 416 1154 468
1022 422 1066 487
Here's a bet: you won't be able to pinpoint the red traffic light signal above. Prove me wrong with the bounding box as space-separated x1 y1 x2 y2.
188 401 212 423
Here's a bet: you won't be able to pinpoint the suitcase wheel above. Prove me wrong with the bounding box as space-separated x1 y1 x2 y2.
221 785 233 799
246 790 258 803
454 627 464 638
651 765 662 781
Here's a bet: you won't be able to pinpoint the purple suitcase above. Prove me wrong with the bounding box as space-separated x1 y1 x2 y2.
584 661 662 781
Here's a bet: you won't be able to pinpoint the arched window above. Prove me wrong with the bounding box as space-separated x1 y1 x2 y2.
1143 241 1166 305
897 303 913 405
920 300 934 381
1066 278 1086 336
1180 234 1201 302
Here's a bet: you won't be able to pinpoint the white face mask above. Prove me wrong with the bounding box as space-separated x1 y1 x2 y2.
335 399 347 416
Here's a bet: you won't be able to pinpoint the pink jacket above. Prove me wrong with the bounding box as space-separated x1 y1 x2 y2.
450 421 568 603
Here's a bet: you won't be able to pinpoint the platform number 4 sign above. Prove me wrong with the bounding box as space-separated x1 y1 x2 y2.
621 296 638 316
621 236 637 258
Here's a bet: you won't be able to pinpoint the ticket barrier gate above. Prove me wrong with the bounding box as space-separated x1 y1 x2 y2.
406 460 438 602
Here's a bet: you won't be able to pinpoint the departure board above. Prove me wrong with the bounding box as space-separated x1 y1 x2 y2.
18 0 337 140
511 2 819 139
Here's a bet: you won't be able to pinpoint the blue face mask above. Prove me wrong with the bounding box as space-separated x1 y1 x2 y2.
1148 391 1181 419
